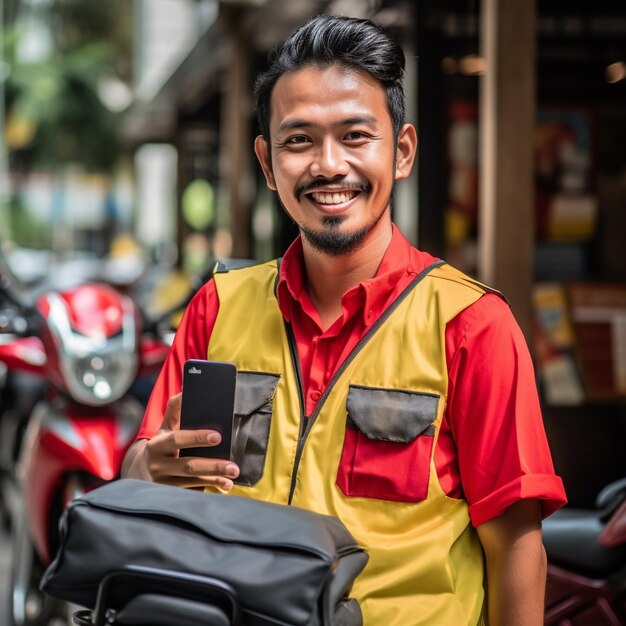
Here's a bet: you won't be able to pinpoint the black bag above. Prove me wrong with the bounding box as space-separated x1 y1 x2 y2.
41 479 368 626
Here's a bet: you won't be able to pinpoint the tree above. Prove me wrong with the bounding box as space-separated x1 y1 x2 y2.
1 0 133 250
3 0 132 173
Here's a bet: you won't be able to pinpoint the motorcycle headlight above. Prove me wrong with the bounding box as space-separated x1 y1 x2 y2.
70 350 138 405
46 290 139 406
45 290 140 407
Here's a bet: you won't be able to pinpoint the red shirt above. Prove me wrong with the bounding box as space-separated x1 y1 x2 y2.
139 225 566 526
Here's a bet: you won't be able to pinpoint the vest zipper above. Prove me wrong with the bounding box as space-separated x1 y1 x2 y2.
283 259 446 506
285 322 306 504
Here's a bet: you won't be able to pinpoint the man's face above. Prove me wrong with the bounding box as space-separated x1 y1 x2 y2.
255 64 416 256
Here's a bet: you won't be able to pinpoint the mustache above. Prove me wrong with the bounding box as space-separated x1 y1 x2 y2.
294 177 371 201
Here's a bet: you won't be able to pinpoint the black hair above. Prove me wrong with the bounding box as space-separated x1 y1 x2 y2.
254 14 406 142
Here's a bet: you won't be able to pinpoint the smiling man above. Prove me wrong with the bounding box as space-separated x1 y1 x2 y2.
260 64 403 258
122 15 566 626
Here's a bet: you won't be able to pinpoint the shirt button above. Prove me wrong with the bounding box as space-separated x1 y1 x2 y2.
310 390 322 402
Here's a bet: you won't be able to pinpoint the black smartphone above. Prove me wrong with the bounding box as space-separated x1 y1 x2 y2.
179 359 237 459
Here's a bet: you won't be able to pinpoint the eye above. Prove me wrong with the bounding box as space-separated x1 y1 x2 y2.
285 135 311 145
344 131 368 141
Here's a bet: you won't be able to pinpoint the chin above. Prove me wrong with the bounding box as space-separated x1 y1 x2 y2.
300 223 370 256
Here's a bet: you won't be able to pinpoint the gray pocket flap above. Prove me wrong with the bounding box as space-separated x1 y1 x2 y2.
234 372 280 416
346 385 439 442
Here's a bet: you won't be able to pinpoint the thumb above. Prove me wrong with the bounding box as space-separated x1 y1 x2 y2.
160 393 182 432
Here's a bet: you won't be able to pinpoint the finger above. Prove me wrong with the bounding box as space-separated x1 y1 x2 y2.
175 457 240 480
146 428 185 458
148 457 239 487
147 428 220 458
160 393 182 432
157 475 236 491
147 453 239 480
172 429 222 450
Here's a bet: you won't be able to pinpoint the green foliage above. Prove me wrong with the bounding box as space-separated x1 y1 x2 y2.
3 0 132 173
0 196 51 249
7 45 120 170
48 0 133 81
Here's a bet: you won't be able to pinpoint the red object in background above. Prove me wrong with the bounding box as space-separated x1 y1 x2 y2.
543 478 626 625
545 564 626 626
38 284 127 338
447 100 479 221
0 279 171 624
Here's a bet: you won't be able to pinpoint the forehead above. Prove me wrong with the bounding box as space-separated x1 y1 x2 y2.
269 64 390 132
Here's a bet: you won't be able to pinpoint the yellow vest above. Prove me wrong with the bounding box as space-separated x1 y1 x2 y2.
208 259 489 625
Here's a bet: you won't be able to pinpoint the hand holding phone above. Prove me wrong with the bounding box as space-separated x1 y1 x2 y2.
179 359 237 459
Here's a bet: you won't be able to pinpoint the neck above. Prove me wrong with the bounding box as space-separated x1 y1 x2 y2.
301 217 393 330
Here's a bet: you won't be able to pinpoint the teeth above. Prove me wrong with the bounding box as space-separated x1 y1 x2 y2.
310 191 356 205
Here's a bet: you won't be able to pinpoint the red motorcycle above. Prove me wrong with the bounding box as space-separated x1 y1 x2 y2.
543 477 626 625
0 271 172 626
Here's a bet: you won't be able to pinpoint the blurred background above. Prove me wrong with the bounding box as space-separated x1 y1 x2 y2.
0 0 625 618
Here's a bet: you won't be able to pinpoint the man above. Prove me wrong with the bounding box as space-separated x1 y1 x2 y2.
122 15 566 625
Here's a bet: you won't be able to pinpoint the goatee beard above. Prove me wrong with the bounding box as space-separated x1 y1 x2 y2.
279 179 395 257
300 218 370 256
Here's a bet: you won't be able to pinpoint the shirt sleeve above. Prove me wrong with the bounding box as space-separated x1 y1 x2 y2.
136 279 220 440
445 293 567 527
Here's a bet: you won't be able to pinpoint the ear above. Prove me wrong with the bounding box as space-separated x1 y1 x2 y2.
254 135 277 190
394 123 418 181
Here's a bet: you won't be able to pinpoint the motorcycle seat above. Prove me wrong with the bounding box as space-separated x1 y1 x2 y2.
596 477 626 516
542 508 626 578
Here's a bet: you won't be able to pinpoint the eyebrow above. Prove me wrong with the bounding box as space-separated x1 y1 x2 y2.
277 115 378 133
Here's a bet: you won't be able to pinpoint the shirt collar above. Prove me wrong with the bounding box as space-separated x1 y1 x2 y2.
276 225 428 327
276 236 306 324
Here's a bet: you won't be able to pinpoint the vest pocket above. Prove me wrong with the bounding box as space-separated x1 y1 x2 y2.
232 371 280 486
336 385 439 503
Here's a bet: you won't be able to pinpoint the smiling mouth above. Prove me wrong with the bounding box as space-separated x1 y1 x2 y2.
307 190 360 205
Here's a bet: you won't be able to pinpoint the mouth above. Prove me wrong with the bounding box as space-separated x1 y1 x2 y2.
307 190 360 206
295 178 370 211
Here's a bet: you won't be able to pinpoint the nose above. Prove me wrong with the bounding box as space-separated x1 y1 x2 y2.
309 137 350 179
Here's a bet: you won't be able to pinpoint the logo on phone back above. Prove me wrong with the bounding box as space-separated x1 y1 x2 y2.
188 367 202 375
